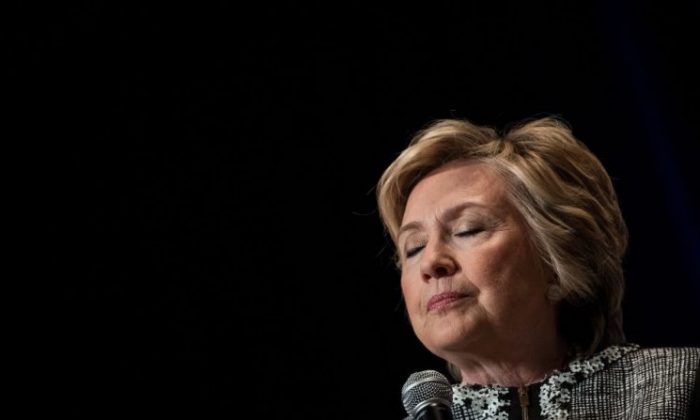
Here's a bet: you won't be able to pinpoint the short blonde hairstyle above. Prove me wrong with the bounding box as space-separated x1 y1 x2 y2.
376 116 627 359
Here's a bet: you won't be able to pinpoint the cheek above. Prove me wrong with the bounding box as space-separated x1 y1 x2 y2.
466 234 533 291
400 274 422 312
490 246 551 325
466 242 511 279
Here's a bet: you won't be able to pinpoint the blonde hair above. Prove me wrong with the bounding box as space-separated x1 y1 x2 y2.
376 116 628 360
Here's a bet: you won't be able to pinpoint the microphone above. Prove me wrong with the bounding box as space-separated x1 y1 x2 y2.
401 370 454 420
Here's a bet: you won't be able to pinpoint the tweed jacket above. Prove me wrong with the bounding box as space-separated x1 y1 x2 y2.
450 344 700 420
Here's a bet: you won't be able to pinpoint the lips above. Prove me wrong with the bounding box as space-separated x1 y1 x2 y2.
427 291 469 311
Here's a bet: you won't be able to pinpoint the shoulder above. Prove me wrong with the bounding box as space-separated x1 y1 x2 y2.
570 345 700 418
621 347 700 418
568 344 699 399
610 347 700 399
621 346 700 373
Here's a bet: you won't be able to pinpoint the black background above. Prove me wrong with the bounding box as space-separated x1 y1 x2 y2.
23 1 700 418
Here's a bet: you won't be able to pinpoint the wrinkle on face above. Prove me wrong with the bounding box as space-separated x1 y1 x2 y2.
399 160 557 369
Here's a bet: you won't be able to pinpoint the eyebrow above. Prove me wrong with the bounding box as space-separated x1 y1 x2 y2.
397 201 488 239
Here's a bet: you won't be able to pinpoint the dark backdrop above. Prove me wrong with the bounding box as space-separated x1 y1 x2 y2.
26 1 699 418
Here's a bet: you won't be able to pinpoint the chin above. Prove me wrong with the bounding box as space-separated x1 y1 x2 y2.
419 322 477 356
412 307 482 348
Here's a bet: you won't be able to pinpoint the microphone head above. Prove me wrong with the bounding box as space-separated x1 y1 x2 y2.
401 369 453 419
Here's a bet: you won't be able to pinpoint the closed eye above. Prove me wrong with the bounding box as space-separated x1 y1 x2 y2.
455 227 484 237
405 245 425 259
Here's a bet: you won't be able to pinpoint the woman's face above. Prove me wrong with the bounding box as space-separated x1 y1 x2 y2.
399 160 556 359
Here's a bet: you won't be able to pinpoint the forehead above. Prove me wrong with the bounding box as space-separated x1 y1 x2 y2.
402 160 508 223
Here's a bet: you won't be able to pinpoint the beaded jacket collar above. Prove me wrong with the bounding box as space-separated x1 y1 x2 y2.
451 344 641 420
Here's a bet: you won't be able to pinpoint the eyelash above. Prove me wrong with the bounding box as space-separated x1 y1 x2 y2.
405 245 425 258
404 228 484 259
456 227 484 237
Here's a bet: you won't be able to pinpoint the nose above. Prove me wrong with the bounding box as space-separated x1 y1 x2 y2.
420 239 458 281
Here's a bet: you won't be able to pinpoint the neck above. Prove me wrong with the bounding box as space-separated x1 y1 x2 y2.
452 335 569 387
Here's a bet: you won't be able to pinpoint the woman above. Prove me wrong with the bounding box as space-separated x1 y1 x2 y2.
376 116 699 419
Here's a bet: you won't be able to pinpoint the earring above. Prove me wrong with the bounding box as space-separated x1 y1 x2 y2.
547 284 563 302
